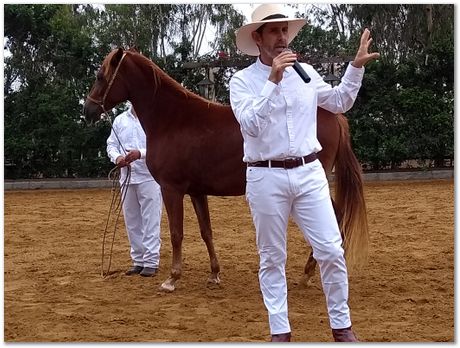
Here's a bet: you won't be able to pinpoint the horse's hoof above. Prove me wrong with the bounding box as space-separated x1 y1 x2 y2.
206 274 221 288
159 278 176 292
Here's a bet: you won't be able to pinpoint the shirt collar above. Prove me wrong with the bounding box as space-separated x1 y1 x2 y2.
256 57 271 72
127 107 138 120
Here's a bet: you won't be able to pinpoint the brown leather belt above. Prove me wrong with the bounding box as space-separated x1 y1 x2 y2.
247 153 318 169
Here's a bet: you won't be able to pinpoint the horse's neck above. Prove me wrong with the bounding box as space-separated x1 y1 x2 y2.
154 67 202 105
128 54 228 132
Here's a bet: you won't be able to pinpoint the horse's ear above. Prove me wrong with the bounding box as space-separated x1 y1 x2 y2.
111 47 124 67
128 46 139 53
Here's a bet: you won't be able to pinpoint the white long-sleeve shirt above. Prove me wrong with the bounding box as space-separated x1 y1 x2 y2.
229 58 364 163
106 108 154 184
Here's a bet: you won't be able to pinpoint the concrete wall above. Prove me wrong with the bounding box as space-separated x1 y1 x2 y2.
4 169 454 191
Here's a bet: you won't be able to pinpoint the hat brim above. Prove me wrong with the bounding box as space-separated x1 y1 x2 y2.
236 18 307 56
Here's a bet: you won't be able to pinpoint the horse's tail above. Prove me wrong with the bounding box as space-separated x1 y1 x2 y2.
334 113 369 268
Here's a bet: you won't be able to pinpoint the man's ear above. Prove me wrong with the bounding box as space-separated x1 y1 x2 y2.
251 31 261 45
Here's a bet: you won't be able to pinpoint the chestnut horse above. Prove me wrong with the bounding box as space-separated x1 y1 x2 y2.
84 48 368 292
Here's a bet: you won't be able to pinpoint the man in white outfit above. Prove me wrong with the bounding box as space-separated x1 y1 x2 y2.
107 103 163 277
229 4 379 342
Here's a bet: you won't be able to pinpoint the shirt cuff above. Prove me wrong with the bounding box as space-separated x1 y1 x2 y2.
139 149 147 159
260 80 278 99
343 63 365 83
108 151 121 164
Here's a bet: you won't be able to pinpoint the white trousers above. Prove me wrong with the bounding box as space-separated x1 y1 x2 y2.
121 180 162 269
245 159 351 334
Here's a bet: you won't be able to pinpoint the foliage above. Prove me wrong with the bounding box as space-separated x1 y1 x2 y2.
3 4 454 178
4 4 111 178
295 4 454 170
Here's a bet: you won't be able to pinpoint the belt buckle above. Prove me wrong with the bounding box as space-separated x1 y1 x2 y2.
283 158 298 169
249 161 266 167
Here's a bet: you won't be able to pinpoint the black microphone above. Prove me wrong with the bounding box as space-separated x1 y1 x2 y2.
284 48 311 83
292 60 311 83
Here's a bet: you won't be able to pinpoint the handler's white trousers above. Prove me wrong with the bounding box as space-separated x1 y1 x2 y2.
122 180 162 269
245 159 352 335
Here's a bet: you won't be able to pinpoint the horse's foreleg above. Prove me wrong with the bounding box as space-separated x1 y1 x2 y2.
190 194 221 287
159 188 184 292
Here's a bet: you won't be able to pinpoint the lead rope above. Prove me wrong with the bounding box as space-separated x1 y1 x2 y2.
101 164 131 278
100 112 132 278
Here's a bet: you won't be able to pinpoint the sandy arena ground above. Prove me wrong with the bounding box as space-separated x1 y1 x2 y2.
4 179 454 342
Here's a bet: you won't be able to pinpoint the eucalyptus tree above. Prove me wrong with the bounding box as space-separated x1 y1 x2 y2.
91 4 244 101
92 5 242 62
92 4 172 64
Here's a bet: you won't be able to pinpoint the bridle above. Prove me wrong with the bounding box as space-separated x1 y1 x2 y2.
87 51 128 154
86 52 127 117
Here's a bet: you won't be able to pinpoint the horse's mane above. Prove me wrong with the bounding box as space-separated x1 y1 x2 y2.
125 50 224 108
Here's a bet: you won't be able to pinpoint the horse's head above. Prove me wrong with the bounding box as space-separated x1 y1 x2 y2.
83 47 130 123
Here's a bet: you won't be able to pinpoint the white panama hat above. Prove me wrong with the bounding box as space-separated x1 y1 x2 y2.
235 4 307 56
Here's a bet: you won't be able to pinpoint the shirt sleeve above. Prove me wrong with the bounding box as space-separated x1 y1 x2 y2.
229 72 278 138
315 63 365 114
106 118 123 164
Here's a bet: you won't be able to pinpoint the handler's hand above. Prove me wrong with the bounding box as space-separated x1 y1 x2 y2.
124 150 141 164
351 28 380 68
115 155 129 168
269 50 298 84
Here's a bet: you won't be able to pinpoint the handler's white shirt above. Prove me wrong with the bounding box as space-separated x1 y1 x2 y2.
106 108 154 184
229 58 364 163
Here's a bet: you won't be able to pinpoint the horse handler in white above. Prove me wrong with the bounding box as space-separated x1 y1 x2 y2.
107 103 163 277
229 4 379 342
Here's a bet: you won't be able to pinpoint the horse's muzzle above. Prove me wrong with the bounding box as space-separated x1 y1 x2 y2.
83 99 103 123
